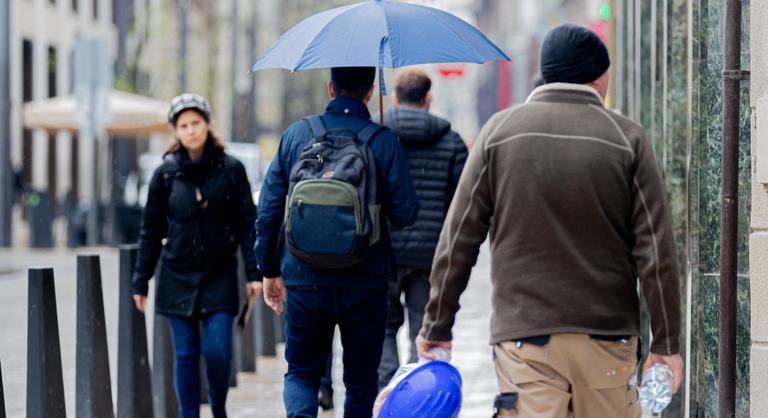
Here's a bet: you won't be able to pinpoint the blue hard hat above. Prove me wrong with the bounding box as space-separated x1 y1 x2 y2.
378 361 462 418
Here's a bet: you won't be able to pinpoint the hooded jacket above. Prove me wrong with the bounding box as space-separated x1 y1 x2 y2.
384 106 467 270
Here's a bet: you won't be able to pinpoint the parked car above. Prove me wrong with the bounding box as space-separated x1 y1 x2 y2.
134 142 265 207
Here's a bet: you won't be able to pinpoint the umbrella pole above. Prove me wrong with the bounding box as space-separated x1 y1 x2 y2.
379 76 384 125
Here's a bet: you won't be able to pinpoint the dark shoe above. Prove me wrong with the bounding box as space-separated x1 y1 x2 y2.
318 387 334 410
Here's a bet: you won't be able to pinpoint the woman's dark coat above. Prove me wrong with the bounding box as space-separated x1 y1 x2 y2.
133 139 261 317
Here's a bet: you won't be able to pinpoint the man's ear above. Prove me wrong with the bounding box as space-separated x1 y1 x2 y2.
327 81 336 99
423 91 432 110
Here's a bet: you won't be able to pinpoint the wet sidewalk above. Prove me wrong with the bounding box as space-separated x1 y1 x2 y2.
215 244 496 418
0 244 496 417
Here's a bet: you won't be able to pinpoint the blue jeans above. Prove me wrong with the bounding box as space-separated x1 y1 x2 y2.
377 269 430 389
283 286 387 418
168 311 235 418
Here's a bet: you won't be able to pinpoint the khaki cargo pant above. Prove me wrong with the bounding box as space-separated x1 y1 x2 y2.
493 333 641 418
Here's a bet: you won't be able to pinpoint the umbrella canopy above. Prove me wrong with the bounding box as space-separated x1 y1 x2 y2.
249 0 510 72
22 91 170 135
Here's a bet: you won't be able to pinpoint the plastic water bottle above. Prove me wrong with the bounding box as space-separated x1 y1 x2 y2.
639 363 673 414
419 347 451 363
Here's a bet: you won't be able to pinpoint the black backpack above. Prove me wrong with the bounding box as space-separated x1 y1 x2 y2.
284 116 384 269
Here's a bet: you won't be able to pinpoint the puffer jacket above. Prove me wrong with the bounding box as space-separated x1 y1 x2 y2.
132 137 261 317
384 106 467 270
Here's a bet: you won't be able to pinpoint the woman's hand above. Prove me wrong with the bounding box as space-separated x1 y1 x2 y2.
263 276 286 314
133 295 148 313
246 281 263 302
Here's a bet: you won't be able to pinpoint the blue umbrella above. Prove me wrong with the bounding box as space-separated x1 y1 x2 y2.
249 0 510 121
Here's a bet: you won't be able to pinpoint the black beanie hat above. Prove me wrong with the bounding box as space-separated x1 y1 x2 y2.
540 24 610 84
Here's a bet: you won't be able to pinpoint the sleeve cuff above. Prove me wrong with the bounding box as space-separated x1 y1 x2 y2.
650 337 680 356
261 266 281 279
132 280 149 296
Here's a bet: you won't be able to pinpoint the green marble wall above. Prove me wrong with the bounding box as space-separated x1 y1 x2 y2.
691 0 751 416
614 0 751 416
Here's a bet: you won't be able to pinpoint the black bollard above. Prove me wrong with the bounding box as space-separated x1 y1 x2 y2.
1 359 6 418
240 312 257 372
236 251 256 372
152 302 179 418
117 245 154 418
76 255 115 418
26 267 66 418
256 297 277 357
277 315 286 343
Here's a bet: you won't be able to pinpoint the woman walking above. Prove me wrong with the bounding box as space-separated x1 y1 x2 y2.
132 93 262 418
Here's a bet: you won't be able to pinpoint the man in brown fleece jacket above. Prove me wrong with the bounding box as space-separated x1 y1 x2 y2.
416 24 682 418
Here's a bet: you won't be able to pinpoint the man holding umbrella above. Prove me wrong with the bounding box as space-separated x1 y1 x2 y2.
255 67 418 417
249 2 509 416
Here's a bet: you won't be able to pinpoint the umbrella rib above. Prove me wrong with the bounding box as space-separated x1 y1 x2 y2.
376 1 394 67
419 5 487 63
293 2 370 70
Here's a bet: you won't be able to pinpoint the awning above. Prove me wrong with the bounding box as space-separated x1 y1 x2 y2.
22 90 171 135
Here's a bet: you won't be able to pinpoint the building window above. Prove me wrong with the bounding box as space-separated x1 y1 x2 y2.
72 0 78 13
48 46 57 98
93 0 98 20
22 39 33 188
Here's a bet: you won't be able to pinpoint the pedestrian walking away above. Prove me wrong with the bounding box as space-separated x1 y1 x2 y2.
255 67 418 418
416 24 683 418
132 93 263 418
377 68 467 389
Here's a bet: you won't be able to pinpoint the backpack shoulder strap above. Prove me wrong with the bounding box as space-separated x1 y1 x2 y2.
160 153 179 196
303 115 327 138
356 122 385 144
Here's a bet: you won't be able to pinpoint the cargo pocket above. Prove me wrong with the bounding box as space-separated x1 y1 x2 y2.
494 341 555 390
586 338 640 418
586 338 635 389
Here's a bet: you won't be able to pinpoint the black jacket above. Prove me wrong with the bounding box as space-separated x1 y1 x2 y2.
384 106 468 270
132 139 261 317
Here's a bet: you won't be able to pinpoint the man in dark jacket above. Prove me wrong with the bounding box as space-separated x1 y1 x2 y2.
255 67 418 418
377 69 467 388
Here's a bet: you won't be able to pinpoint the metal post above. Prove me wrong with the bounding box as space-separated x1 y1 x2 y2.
0 359 6 418
26 268 66 418
719 1 748 417
230 0 239 141
115 0 130 78
248 2 259 141
117 245 154 418
76 255 115 418
152 303 179 418
179 0 190 92
0 0 12 247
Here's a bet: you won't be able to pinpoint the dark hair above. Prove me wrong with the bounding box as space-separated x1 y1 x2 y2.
330 67 376 101
395 69 432 105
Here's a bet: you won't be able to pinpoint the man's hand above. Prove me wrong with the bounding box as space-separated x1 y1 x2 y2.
416 335 452 360
643 352 684 393
263 276 286 314
246 281 263 302
133 295 147 313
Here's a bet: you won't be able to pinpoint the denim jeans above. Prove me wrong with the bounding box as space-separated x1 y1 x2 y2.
168 310 235 418
377 269 431 389
283 286 387 418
